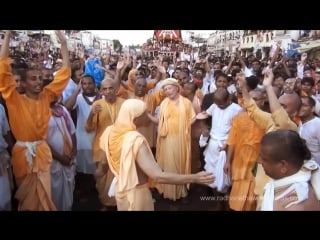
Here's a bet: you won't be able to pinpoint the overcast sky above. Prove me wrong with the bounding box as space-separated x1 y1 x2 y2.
90 30 214 46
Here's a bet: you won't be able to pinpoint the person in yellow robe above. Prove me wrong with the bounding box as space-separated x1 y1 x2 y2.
85 78 125 210
99 99 214 211
0 30 71 211
127 77 166 189
153 78 196 201
225 90 266 211
128 77 165 151
236 70 301 210
114 59 164 99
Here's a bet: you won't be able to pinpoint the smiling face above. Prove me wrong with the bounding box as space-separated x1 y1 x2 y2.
22 69 43 96
163 84 180 100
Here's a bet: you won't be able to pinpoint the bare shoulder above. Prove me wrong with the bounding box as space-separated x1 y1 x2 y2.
275 184 320 211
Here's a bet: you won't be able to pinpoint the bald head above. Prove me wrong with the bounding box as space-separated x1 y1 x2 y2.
279 92 302 118
214 88 230 109
101 77 118 88
214 88 229 102
135 77 147 97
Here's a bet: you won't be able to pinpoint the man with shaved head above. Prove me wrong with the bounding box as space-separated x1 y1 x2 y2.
86 77 125 210
198 87 243 210
128 77 165 152
224 89 266 211
237 70 300 133
236 69 302 210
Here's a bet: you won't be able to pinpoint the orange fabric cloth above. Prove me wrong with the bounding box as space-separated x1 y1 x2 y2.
129 90 165 148
242 98 299 210
116 85 131 99
127 69 157 92
127 69 138 92
100 99 154 210
85 98 125 207
227 112 265 211
156 95 195 200
195 88 204 101
101 99 147 174
0 57 71 210
85 98 125 163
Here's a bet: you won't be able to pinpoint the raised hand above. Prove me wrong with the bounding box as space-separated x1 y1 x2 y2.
54 30 67 45
262 69 274 87
235 72 247 90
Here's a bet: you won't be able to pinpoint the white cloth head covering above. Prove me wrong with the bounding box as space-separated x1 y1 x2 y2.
161 78 180 89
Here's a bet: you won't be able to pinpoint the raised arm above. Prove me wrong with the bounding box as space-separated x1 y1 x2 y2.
237 72 275 132
0 31 18 99
64 80 81 111
263 69 282 113
44 30 71 98
0 30 10 58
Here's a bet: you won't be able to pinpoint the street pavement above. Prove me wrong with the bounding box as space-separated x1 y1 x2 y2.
72 182 224 211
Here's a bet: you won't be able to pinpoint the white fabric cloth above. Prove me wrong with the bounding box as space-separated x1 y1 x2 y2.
202 103 242 192
204 136 230 192
0 150 12 211
47 106 76 211
261 169 311 211
199 134 209 148
16 140 42 168
298 117 320 165
201 73 213 95
62 78 79 104
0 105 12 210
311 95 320 117
303 160 320 200
0 105 10 149
74 94 96 174
206 103 243 140
108 177 117 197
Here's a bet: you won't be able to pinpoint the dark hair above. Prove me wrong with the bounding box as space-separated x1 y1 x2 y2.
246 75 259 91
261 130 311 169
213 70 223 78
201 92 214 128
201 93 215 111
215 72 228 81
180 68 190 76
11 58 28 69
12 68 27 81
301 77 315 87
82 74 96 86
301 96 316 107
231 68 241 78
274 72 289 81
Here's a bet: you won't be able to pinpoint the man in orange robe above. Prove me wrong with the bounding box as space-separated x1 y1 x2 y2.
225 90 266 211
0 30 71 211
86 78 125 210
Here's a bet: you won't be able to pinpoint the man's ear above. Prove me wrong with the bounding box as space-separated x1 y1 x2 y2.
279 159 289 174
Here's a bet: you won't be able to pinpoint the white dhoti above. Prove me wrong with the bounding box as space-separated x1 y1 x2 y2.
203 137 231 193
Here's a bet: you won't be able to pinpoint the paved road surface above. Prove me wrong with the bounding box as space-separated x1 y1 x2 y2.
72 178 224 211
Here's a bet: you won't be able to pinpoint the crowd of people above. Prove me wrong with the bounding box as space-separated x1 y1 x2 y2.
0 30 320 211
